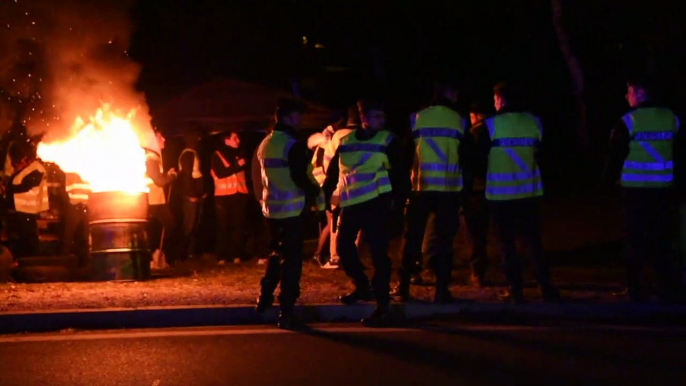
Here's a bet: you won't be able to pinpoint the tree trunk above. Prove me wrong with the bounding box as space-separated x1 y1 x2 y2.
551 0 588 147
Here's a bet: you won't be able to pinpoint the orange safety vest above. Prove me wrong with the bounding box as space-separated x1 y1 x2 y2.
212 151 248 196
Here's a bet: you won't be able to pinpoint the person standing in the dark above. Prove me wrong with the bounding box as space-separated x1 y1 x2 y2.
475 82 559 303
394 80 472 303
323 99 409 326
603 77 683 303
177 132 205 260
212 130 250 264
463 103 491 287
5 139 48 258
253 98 320 330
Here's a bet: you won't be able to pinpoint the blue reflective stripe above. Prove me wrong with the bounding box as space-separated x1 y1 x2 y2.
638 141 666 163
622 113 634 134
424 138 448 162
633 131 674 141
487 170 541 182
339 143 386 153
504 148 531 172
345 172 377 185
263 158 289 168
485 118 496 139
676 116 681 131
340 177 391 201
268 189 301 201
623 160 674 171
492 138 539 147
412 127 463 140
419 162 459 173
486 181 543 196
421 176 462 187
621 173 674 183
268 201 305 214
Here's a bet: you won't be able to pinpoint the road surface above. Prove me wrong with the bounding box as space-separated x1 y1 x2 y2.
0 322 684 385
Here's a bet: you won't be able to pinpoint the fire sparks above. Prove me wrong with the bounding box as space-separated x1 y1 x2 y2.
37 105 149 194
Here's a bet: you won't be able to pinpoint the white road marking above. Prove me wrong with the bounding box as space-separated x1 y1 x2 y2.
0 324 683 343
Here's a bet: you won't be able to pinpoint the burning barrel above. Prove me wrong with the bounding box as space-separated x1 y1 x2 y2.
88 191 151 281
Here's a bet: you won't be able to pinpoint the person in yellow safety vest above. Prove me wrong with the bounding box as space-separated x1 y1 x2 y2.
394 79 474 304
177 132 205 261
211 130 250 264
253 97 320 330
61 172 91 264
5 139 48 258
144 129 178 266
474 82 559 304
323 99 410 327
603 76 684 303
319 106 363 270
307 109 346 268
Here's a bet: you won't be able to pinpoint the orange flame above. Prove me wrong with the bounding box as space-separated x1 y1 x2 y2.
37 105 149 194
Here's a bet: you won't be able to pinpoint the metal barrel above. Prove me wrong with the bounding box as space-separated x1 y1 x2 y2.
88 192 150 281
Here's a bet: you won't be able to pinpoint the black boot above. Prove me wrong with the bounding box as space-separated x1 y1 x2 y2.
340 287 374 305
255 293 274 314
362 305 394 328
278 312 306 330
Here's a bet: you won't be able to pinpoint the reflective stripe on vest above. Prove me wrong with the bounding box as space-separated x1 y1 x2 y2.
485 113 544 201
338 130 393 207
257 130 305 219
145 150 166 205
410 106 465 192
65 173 91 204
13 160 49 214
178 148 202 179
212 151 248 196
620 107 678 188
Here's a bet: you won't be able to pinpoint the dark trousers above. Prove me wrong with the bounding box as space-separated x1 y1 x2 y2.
490 198 552 292
401 192 460 291
624 189 679 298
61 203 89 265
338 195 393 306
7 212 39 258
149 204 176 263
260 214 305 313
181 197 201 259
464 191 490 277
215 194 249 260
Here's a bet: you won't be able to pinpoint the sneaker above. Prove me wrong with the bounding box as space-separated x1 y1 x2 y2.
277 313 306 330
321 260 339 270
312 253 325 266
362 308 394 328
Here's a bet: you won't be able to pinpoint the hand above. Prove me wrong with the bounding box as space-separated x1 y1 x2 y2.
238 158 246 167
168 168 178 178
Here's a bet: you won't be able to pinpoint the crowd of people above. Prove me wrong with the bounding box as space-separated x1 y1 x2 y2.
0 75 682 331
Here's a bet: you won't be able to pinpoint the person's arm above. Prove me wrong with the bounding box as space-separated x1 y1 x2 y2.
11 170 43 193
601 120 630 184
322 149 340 209
386 136 410 200
474 123 491 185
211 152 245 179
287 141 320 197
146 158 175 188
251 149 263 202
459 128 475 193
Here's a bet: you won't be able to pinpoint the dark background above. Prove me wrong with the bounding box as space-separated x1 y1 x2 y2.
128 0 686 192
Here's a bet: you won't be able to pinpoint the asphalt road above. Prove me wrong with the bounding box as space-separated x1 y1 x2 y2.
0 323 684 386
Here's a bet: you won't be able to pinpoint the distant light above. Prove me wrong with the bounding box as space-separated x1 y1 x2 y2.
314 43 325 49
302 36 308 45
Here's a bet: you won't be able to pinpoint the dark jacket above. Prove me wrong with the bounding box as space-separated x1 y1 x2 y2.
5 161 44 211
178 149 205 199
212 145 246 180
251 122 320 203
323 127 410 209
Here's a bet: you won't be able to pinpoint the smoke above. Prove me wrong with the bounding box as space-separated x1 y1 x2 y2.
0 0 153 145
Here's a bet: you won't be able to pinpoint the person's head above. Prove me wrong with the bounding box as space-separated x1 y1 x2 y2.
275 97 306 130
434 78 460 104
223 131 240 149
9 139 36 169
493 82 510 112
154 129 166 150
469 103 487 125
346 104 361 127
626 77 652 108
357 99 386 130
184 131 201 149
